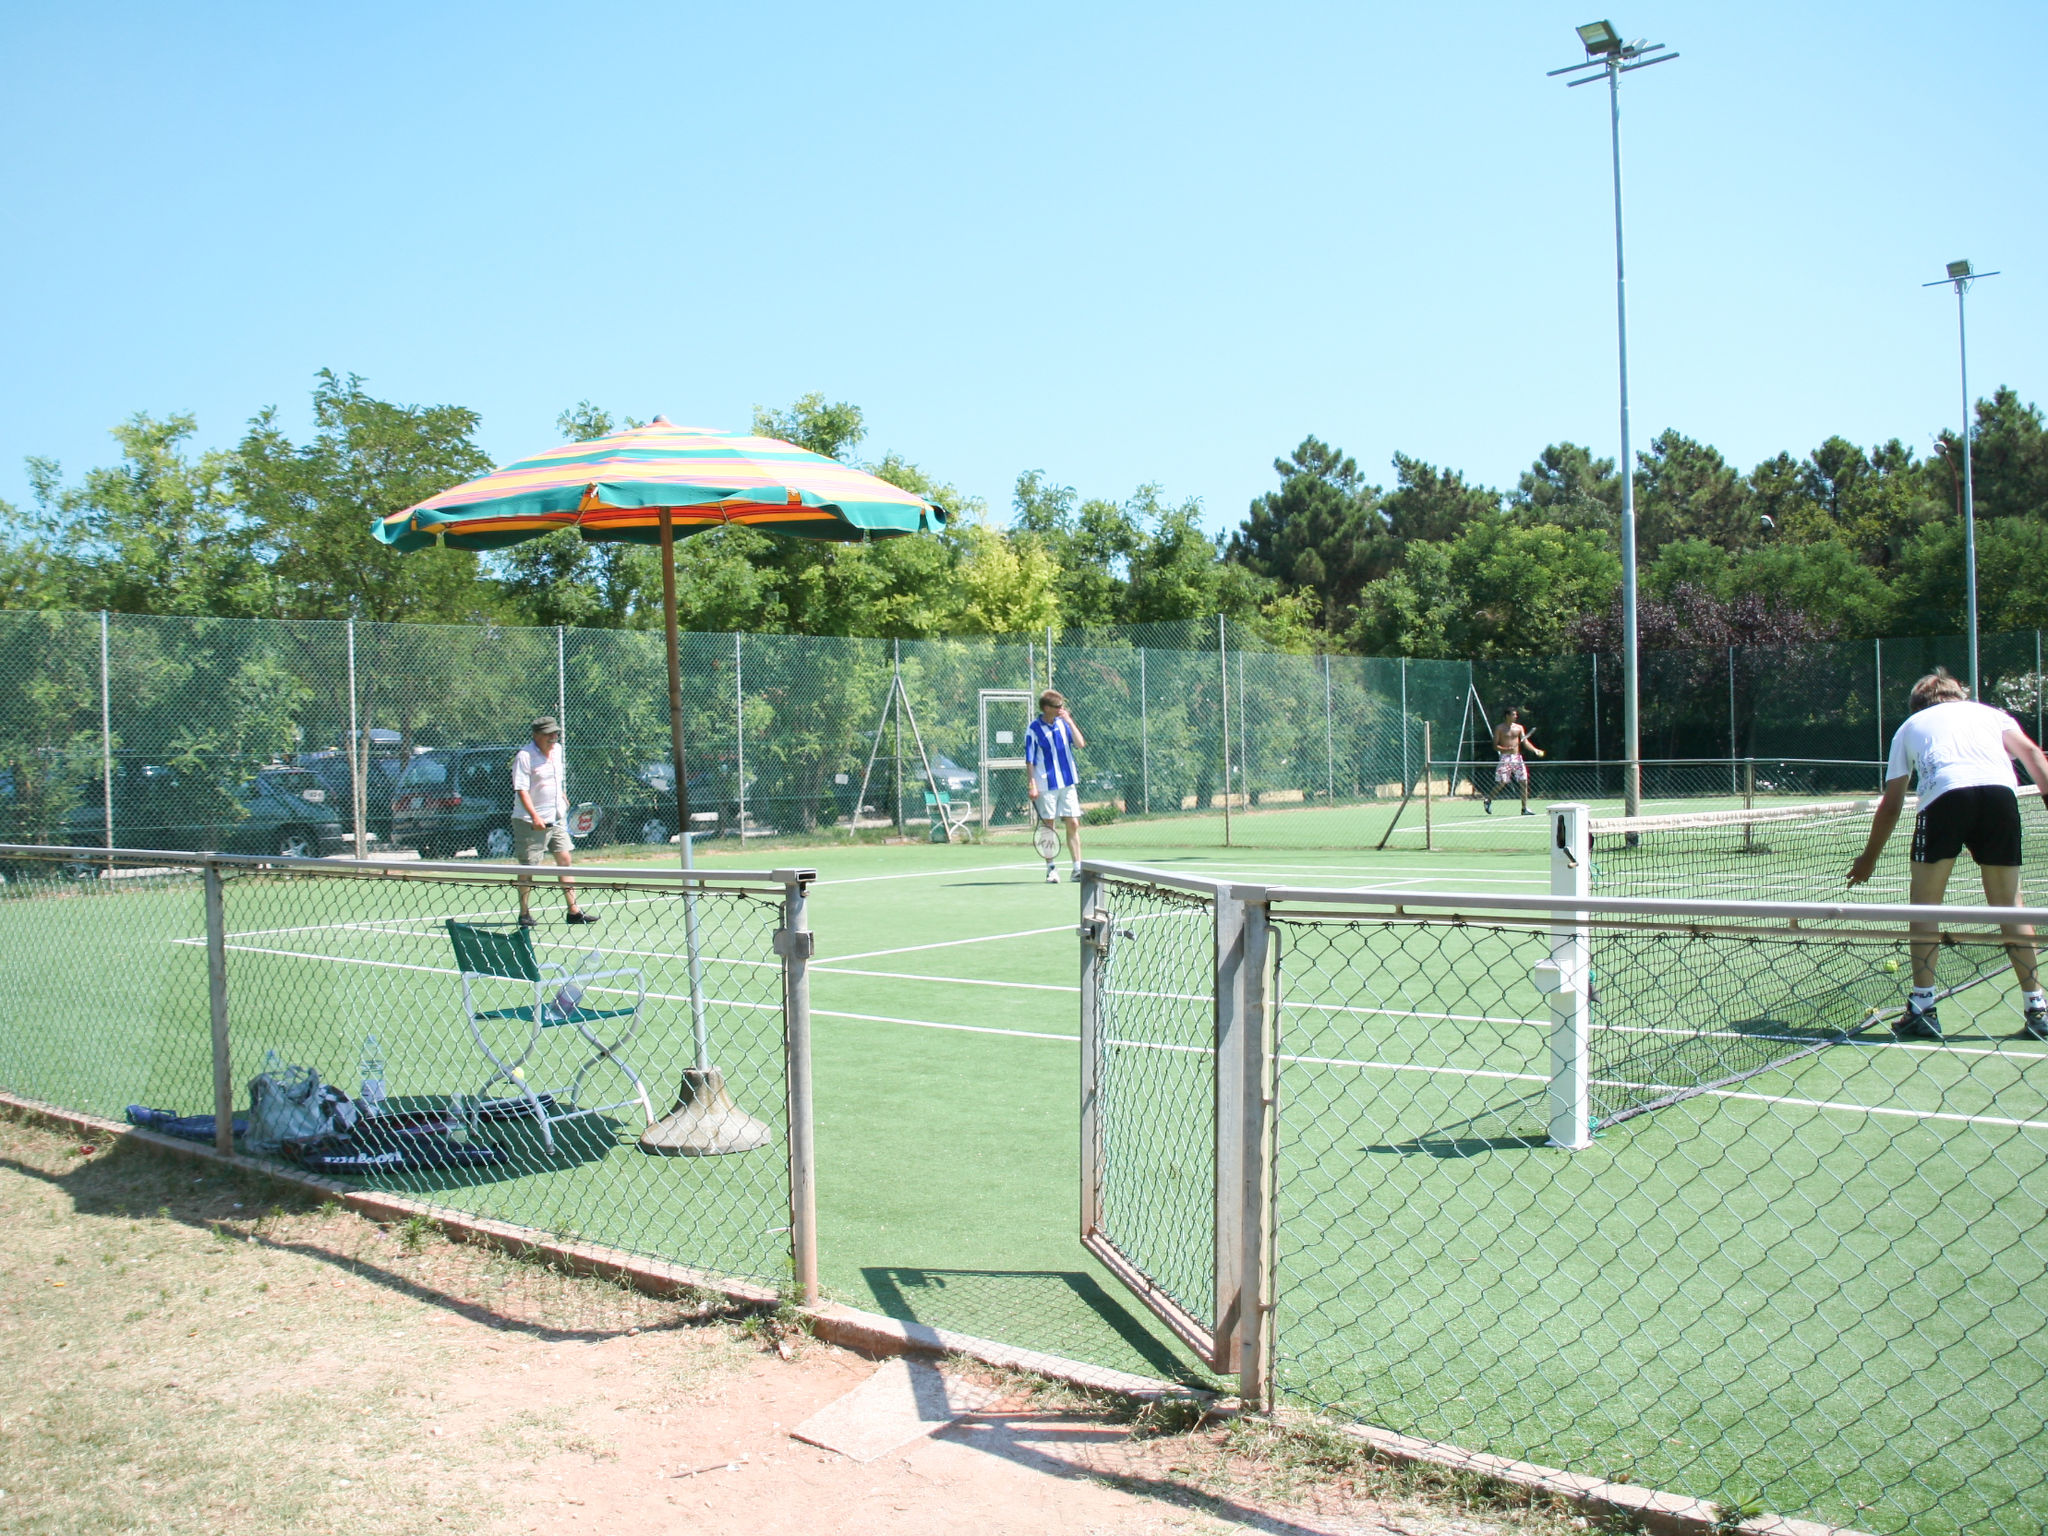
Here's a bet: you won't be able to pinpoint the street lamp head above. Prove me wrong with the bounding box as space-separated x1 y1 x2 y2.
1577 19 1622 55
1946 259 1972 281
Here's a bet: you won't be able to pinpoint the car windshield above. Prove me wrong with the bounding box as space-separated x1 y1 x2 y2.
399 756 450 788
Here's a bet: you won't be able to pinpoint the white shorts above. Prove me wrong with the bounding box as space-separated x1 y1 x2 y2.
1034 785 1081 821
1494 753 1527 784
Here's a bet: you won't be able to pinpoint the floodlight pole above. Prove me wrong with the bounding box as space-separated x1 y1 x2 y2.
1553 24 1677 818
1925 261 1999 698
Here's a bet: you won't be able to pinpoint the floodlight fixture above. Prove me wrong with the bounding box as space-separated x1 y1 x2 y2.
1578 20 1621 55
1548 20 1678 818
1923 259 2002 697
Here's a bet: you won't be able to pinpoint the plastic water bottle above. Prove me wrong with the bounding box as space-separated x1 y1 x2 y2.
359 1035 387 1118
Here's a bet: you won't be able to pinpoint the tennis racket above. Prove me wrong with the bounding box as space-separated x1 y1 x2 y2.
1033 824 1061 860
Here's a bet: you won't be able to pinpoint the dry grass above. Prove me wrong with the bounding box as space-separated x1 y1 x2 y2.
0 1109 756 1536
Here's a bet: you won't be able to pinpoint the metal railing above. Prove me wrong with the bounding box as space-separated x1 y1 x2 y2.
1079 848 2048 1536
0 844 818 1300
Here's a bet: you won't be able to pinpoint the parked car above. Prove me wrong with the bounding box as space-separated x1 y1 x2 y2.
296 737 408 845
931 755 978 796
602 759 744 845
57 762 349 859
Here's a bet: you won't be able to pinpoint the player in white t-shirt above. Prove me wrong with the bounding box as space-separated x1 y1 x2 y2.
1848 669 2048 1040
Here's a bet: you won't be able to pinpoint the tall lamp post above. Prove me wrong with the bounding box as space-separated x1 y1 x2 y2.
1550 20 1677 818
1924 259 1999 698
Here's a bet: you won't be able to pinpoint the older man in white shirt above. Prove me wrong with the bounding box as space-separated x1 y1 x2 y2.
512 716 595 927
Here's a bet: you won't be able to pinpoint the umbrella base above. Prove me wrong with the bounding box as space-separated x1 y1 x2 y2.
638 1067 774 1156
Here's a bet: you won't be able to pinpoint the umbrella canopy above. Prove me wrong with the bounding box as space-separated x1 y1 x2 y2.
372 418 944 552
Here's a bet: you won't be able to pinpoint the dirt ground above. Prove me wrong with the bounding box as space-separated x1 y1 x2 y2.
0 1112 1599 1536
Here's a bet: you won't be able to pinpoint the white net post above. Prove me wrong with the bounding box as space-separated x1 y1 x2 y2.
1541 802 1593 1150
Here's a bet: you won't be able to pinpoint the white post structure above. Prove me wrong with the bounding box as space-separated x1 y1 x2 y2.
1875 638 1885 775
734 633 747 840
347 619 367 858
1323 653 1335 803
1219 616 1232 846
99 611 113 867
1139 647 1150 816
1542 803 1594 1150
1399 657 1410 786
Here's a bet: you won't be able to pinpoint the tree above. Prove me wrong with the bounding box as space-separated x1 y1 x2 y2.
1351 520 1618 659
1379 453 1500 547
17 414 265 616
1510 442 1620 536
1226 437 1390 628
1958 387 2048 524
236 372 500 623
1634 430 1751 553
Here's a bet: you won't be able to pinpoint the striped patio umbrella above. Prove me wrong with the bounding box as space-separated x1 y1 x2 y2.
373 416 944 551
376 417 945 1157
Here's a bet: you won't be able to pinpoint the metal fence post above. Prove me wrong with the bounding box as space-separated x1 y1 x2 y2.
734 633 747 841
1236 889 1275 1409
892 639 903 837
1219 616 1233 847
204 859 234 1156
2036 630 2043 747
1875 638 1885 775
1078 867 1106 1248
1399 657 1409 787
1139 648 1150 817
556 624 567 741
1542 806 1592 1150
1422 721 1434 852
1212 883 1249 1374
776 871 818 1304
1236 645 1250 817
1322 653 1335 803
347 618 367 859
1727 646 1737 794
99 611 113 868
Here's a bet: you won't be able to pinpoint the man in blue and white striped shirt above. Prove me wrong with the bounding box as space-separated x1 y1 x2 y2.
1026 689 1088 883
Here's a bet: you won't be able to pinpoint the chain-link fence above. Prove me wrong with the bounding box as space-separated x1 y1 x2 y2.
0 844 816 1295
1079 851 2048 1536
3 606 2044 857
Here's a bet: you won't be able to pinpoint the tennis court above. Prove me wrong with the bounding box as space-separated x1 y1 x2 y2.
8 801 2047 1533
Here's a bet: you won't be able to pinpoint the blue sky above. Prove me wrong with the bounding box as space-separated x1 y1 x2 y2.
0 1 2040 531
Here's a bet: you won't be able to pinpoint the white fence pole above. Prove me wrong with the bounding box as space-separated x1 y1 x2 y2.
735 633 747 840
99 611 113 866
1323 652 1335 803
347 619 366 858
1542 803 1593 1149
1139 647 1150 816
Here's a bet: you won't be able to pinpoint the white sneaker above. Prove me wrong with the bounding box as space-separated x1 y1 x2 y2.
1045 864 1060 883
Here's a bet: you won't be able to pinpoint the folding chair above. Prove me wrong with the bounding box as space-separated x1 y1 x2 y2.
445 920 655 1151
923 789 973 844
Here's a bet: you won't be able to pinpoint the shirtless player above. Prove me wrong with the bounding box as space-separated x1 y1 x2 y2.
1483 708 1545 816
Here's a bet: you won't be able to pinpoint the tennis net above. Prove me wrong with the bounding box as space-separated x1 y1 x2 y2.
1574 787 2047 1126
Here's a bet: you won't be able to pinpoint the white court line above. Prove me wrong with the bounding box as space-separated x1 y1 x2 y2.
814 862 1045 886
826 925 1075 962
815 966 1076 994
812 1009 1075 1042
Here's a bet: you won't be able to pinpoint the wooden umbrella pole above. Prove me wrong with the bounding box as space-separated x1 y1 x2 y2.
658 510 709 1067
659 510 693 854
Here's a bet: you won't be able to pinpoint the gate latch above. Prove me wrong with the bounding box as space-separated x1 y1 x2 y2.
1078 914 1111 954
773 929 816 959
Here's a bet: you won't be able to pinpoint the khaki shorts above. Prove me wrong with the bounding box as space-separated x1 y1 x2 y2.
513 819 574 863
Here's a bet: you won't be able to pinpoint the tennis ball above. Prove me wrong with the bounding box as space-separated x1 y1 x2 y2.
1883 958 1901 974
511 1066 525 1081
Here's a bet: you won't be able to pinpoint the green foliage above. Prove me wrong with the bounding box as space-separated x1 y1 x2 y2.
1228 438 1392 630
237 371 501 623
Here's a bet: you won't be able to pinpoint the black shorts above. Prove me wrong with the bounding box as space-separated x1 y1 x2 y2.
1912 784 2024 866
